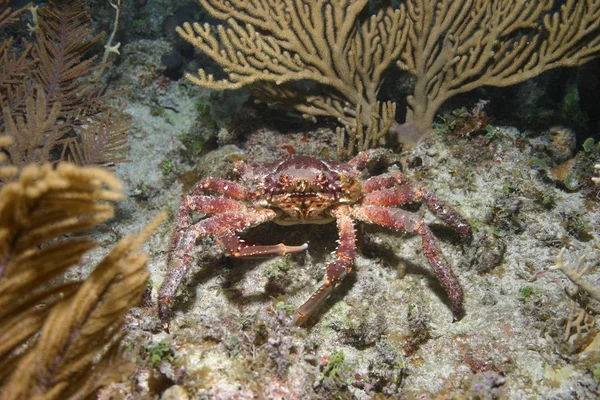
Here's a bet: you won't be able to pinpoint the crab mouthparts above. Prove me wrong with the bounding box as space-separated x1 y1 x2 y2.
283 179 322 194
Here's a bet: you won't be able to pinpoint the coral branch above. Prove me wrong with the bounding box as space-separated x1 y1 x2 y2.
0 135 166 398
400 0 600 132
551 248 600 301
178 0 406 147
181 0 600 150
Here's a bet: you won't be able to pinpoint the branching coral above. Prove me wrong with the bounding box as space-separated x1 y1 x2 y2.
0 0 130 168
177 0 404 156
0 2 165 397
551 248 600 302
179 0 600 154
399 0 600 133
0 135 166 399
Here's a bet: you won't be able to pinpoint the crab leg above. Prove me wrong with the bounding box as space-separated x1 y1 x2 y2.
293 206 356 325
346 149 381 170
159 209 278 329
421 189 472 241
361 186 472 241
361 185 417 206
360 172 408 193
190 177 256 199
182 195 248 215
352 206 464 319
168 196 249 274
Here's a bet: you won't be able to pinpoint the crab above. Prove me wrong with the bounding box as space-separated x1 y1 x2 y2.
158 150 471 329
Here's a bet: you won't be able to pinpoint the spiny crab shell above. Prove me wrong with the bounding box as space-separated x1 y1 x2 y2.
158 150 471 330
239 156 362 225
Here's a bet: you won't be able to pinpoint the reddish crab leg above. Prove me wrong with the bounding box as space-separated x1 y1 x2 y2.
421 189 472 241
360 172 408 193
352 205 464 319
361 185 472 241
361 186 417 206
159 209 278 329
293 207 356 325
191 177 253 199
346 149 373 170
168 197 248 274
220 231 308 258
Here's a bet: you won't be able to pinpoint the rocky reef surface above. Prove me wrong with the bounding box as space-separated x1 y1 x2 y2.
91 38 600 399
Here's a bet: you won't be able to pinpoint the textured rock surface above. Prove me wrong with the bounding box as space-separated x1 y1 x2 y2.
93 39 600 399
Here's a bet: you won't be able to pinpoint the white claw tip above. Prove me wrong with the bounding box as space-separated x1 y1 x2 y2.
300 243 309 250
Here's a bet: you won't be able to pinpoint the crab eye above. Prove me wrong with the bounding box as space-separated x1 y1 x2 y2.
278 174 292 186
314 172 327 188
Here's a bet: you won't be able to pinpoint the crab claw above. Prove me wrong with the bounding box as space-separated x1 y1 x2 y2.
221 232 308 258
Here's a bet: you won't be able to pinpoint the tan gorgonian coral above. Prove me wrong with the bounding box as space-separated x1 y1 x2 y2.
398 0 600 133
177 0 404 156
178 0 600 154
0 136 165 399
